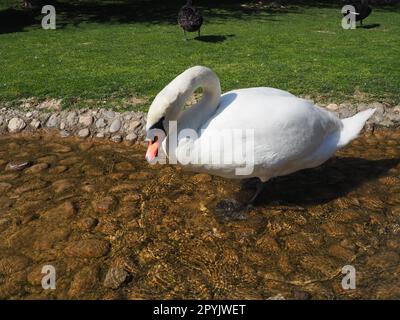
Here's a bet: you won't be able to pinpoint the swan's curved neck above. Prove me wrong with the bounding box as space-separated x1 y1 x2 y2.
163 66 221 133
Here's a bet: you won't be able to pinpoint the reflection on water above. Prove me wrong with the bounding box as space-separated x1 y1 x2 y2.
0 130 399 299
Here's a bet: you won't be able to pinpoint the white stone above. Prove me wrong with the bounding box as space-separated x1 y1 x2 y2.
96 132 105 138
60 122 66 130
127 120 141 132
125 133 138 142
109 118 122 133
60 130 70 138
79 113 94 127
102 110 115 119
8 118 26 133
111 135 122 143
78 128 90 138
326 103 339 111
46 114 59 127
30 119 41 129
26 112 33 118
386 106 400 123
66 111 78 126
95 118 107 128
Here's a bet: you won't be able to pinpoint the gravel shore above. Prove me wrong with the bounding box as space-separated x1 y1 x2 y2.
0 101 399 142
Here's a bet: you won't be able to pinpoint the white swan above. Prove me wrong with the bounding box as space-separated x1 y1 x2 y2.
145 66 375 202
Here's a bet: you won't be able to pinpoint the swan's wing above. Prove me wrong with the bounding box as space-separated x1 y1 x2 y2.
181 90 342 179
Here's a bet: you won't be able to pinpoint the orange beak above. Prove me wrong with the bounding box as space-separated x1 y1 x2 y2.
145 139 160 163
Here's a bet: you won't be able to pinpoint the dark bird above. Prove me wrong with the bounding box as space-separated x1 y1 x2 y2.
344 0 372 27
178 0 203 41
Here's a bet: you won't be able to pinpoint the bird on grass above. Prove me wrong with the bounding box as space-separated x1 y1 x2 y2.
345 0 372 27
178 0 203 41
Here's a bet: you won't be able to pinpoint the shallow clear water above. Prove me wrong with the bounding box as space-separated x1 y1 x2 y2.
0 130 399 299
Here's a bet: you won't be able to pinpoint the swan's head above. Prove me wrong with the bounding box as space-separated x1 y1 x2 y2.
145 89 181 162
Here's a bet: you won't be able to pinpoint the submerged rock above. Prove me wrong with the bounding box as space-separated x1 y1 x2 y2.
6 160 31 171
92 196 116 214
64 239 110 258
25 163 49 174
103 267 128 289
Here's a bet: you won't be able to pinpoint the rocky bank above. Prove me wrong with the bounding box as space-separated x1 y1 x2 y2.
0 101 399 142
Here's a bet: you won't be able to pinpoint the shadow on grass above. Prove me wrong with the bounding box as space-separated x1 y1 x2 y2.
361 23 381 29
0 8 37 34
0 0 302 34
0 0 398 35
194 34 235 43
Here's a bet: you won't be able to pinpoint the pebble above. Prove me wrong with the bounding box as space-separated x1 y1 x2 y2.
0 218 11 232
66 111 78 126
41 201 77 221
52 179 74 193
95 118 107 128
111 135 122 143
79 114 94 127
92 196 116 213
60 130 70 138
14 179 48 194
192 173 212 183
78 128 90 138
8 118 26 133
0 256 30 275
30 119 41 129
25 162 49 174
326 103 339 111
76 217 98 231
115 162 134 171
49 165 67 174
46 114 59 127
103 267 128 289
125 133 138 142
64 239 110 258
109 118 121 133
79 142 93 151
0 182 12 193
127 120 141 131
68 266 99 296
6 160 31 171
102 110 115 119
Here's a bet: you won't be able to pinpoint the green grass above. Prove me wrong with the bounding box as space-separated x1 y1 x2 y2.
0 1 399 111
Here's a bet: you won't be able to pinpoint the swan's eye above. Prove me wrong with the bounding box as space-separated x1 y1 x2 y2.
149 116 165 132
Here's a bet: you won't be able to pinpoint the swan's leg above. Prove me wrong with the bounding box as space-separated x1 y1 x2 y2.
246 179 266 204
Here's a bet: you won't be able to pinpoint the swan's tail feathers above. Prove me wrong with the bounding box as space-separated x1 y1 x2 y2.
337 108 376 149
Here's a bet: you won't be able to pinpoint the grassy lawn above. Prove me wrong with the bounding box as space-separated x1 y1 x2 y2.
0 0 399 111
